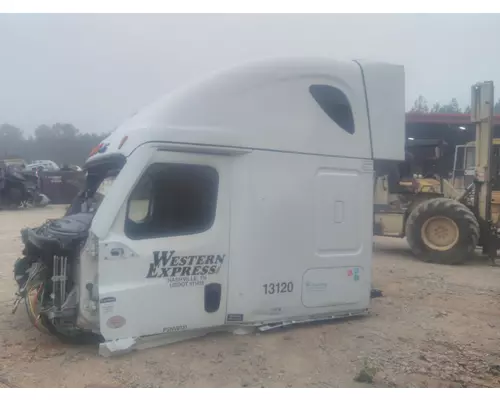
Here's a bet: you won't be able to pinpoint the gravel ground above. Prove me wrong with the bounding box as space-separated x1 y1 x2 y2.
1 205 500 388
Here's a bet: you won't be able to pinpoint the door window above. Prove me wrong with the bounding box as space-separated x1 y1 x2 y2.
465 146 475 170
125 163 219 240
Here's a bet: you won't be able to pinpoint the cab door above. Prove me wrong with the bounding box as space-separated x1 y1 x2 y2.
97 149 231 341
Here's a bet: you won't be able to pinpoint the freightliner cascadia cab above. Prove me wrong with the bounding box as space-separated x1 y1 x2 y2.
13 57 405 356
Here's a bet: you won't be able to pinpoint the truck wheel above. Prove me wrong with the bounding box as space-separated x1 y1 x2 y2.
39 314 103 345
405 197 479 265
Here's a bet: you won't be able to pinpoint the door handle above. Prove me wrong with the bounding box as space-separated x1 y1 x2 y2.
204 283 221 313
110 248 124 257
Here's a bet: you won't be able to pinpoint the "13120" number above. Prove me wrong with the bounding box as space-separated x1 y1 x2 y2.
263 281 294 295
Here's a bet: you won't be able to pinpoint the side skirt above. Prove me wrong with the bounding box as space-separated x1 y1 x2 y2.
98 309 370 357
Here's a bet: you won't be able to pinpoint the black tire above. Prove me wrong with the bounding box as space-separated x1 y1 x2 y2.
40 314 103 345
405 197 479 265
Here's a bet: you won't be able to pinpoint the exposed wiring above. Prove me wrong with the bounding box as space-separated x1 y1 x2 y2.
25 282 49 334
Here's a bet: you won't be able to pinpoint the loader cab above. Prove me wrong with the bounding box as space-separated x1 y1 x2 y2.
450 138 500 235
452 139 500 192
75 57 405 356
374 138 447 202
405 138 448 180
373 138 449 238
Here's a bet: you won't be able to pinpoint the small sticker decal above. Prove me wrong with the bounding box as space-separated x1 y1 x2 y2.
354 267 360 281
102 304 114 314
106 315 126 329
162 325 188 333
98 143 109 154
49 176 62 183
100 297 116 304
227 314 244 322
348 268 360 281
305 281 328 291
268 307 282 315
89 142 110 157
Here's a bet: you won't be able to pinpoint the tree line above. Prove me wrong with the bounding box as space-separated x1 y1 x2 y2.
0 123 108 167
410 96 500 114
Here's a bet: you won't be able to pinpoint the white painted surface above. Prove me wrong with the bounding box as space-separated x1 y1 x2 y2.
85 56 403 344
86 56 403 164
226 151 372 323
355 60 406 161
97 150 232 340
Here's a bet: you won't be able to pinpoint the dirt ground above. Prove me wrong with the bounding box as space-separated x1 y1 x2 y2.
1 206 500 388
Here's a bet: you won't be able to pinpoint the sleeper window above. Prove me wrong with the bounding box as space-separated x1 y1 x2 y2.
125 163 219 240
309 84 355 134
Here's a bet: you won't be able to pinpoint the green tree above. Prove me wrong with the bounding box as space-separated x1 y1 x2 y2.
52 123 79 138
34 124 55 140
431 102 441 113
0 123 23 141
449 98 462 113
429 98 462 113
0 124 25 158
494 99 500 114
410 95 429 113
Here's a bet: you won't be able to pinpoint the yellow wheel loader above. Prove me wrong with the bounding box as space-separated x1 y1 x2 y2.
374 81 498 265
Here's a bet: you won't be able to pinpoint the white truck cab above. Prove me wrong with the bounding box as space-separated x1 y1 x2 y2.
14 57 405 356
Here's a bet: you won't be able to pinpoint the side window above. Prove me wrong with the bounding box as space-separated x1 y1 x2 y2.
309 84 355 134
125 163 219 240
127 174 152 223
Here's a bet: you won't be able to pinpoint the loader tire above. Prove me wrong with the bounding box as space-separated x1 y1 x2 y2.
405 197 479 265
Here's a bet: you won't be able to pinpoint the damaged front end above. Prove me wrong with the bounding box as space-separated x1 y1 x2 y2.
12 212 101 343
12 156 123 344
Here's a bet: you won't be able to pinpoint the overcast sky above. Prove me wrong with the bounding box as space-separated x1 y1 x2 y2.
1 13 500 134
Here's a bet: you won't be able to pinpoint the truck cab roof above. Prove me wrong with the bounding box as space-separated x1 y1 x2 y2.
86 56 405 167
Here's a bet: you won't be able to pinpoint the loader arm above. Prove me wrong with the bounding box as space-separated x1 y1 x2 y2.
471 81 496 260
472 82 494 221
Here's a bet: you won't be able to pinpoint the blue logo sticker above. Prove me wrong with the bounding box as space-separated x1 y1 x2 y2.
98 143 109 153
353 267 360 281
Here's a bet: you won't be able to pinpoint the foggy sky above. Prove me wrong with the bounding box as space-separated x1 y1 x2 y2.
1 13 500 134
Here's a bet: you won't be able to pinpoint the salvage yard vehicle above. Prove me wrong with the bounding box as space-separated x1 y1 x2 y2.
12 57 405 356
374 81 498 265
0 160 50 209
